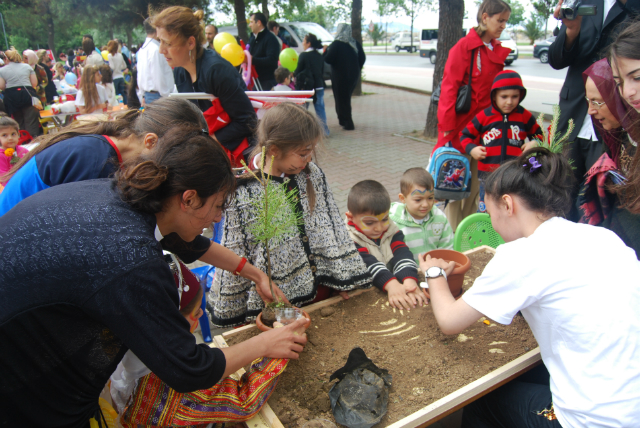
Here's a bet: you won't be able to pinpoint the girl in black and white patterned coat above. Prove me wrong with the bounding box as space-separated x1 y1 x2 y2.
210 103 371 327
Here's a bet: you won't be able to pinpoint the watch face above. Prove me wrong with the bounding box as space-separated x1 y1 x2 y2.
426 266 442 278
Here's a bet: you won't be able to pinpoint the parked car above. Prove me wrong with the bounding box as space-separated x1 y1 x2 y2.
533 36 556 64
419 29 438 63
391 32 420 53
217 22 335 80
498 33 518 65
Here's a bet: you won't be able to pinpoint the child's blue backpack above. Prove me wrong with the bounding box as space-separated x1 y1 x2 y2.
427 147 471 201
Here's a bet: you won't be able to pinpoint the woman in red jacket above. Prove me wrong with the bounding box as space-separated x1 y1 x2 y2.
435 0 511 230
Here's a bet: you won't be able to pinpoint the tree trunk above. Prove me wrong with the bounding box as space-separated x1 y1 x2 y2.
423 0 464 139
46 10 55 57
410 1 414 52
262 0 269 20
125 27 133 48
234 0 249 43
351 0 363 96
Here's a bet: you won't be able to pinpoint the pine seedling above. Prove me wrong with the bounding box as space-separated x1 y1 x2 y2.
240 147 303 305
536 105 575 154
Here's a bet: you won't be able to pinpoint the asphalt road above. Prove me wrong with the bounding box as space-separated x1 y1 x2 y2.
365 55 567 81
362 56 567 115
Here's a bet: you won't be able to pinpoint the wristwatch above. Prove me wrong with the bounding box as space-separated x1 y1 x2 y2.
425 266 447 281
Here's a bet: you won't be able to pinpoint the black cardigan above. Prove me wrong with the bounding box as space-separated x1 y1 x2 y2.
294 50 325 89
248 29 281 84
174 49 256 151
0 179 226 427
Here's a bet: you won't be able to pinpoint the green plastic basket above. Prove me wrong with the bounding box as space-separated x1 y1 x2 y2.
453 213 505 252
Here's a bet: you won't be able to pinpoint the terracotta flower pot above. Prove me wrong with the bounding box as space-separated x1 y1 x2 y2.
424 249 471 299
256 309 311 331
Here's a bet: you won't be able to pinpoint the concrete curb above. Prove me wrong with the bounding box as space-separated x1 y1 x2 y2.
363 80 548 121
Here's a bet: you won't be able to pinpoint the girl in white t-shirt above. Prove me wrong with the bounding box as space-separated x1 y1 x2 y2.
421 147 640 428
74 65 108 114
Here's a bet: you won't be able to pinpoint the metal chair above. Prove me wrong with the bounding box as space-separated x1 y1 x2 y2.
453 213 505 252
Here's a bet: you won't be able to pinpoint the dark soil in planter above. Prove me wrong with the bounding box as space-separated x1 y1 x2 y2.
261 302 295 328
226 249 537 427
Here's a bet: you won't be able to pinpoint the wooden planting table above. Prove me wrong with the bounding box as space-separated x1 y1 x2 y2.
212 246 541 428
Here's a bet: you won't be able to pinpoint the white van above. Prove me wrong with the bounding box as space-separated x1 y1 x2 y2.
419 29 438 63
391 32 420 52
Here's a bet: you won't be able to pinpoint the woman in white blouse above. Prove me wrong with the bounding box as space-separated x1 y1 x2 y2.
107 40 128 105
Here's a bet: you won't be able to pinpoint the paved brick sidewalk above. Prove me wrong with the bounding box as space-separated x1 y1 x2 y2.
316 83 435 214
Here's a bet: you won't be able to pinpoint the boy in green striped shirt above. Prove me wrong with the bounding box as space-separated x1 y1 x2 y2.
389 168 454 262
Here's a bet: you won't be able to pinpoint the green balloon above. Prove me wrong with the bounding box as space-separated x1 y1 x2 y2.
279 48 299 72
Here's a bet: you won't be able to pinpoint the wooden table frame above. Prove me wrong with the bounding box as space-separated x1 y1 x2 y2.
216 246 541 428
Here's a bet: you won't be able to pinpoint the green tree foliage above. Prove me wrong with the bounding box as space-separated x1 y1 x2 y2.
2 0 210 55
533 0 555 37
523 14 544 44
397 0 434 51
504 0 526 28
367 22 384 45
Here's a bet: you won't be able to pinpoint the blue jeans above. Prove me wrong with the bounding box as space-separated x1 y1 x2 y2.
313 88 329 135
113 77 127 105
144 91 161 105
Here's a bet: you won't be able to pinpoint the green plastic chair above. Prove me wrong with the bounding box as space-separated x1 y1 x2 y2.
453 213 505 252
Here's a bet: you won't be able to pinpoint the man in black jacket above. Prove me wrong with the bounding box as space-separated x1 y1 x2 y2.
549 0 639 221
248 12 281 91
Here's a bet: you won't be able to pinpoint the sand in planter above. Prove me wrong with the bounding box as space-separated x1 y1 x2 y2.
226 250 537 427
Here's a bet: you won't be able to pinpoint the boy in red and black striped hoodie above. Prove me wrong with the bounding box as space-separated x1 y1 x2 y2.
460 70 543 211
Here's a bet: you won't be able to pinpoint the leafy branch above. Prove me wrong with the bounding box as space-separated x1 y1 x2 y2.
240 148 303 304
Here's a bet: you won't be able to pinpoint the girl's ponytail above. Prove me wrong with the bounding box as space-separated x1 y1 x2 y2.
484 147 575 218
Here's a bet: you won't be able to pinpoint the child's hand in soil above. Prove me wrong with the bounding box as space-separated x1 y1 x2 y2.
386 280 417 311
260 317 309 360
404 278 428 307
470 146 487 161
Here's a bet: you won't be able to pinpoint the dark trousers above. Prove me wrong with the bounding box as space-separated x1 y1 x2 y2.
13 106 41 138
568 136 604 222
331 75 357 128
258 78 277 91
462 364 562 428
113 77 128 105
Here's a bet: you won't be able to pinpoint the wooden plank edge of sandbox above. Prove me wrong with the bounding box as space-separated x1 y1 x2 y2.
209 335 286 428
388 347 542 428
222 246 496 340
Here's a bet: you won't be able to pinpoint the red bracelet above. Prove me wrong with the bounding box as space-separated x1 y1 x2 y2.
233 257 247 276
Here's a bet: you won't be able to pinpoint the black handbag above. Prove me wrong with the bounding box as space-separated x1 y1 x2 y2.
454 48 477 114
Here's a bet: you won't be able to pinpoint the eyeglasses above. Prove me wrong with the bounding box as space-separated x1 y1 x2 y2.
585 96 606 109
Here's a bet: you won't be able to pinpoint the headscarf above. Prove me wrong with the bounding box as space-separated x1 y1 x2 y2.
583 58 640 166
335 23 357 53
22 49 37 69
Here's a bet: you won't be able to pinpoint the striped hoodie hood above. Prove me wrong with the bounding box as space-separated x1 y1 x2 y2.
491 70 526 111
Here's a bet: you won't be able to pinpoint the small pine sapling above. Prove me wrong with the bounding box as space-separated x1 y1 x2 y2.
240 147 303 307
536 105 575 155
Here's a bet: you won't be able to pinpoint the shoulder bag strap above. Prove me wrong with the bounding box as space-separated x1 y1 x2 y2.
467 48 477 88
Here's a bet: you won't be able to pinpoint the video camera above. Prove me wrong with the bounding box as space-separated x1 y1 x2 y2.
559 0 597 20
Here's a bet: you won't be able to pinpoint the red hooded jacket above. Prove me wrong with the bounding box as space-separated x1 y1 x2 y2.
435 28 511 153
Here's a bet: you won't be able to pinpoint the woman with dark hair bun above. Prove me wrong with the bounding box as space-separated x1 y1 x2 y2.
0 124 309 427
422 147 640 427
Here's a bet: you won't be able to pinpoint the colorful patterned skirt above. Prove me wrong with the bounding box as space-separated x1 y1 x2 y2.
121 357 287 427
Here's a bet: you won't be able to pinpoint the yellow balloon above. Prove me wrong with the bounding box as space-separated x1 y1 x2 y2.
214 32 237 54
220 43 245 67
101 50 109 61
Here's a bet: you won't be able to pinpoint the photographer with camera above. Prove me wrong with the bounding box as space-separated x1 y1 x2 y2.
549 0 638 222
